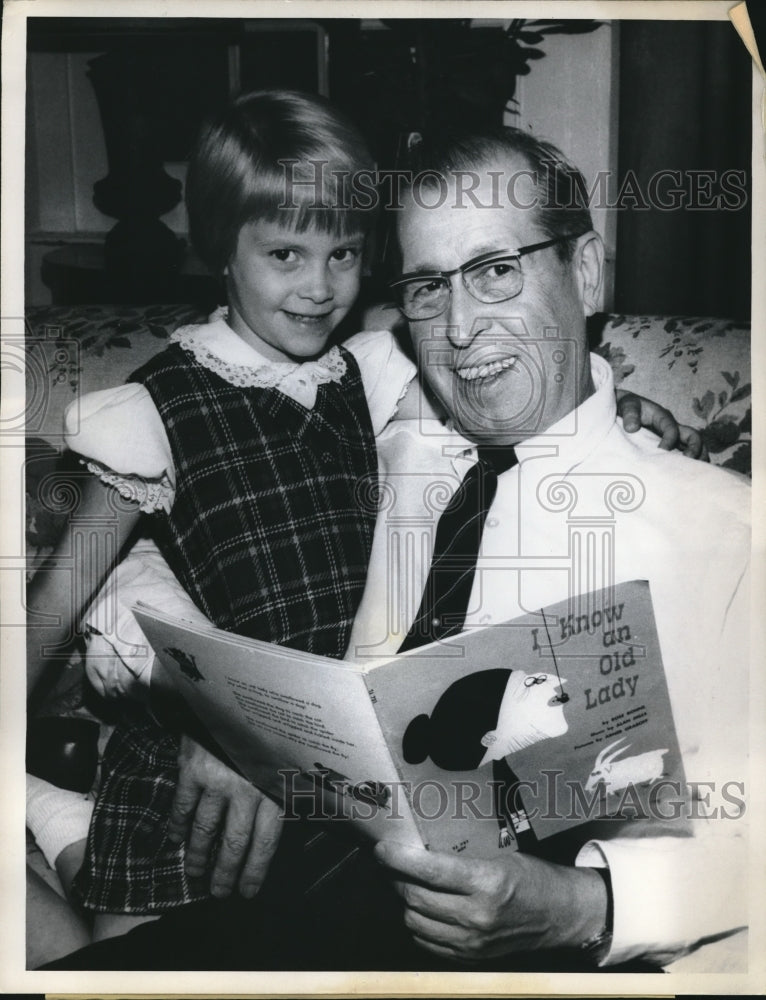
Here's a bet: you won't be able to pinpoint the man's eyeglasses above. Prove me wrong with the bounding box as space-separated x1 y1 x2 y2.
389 233 585 321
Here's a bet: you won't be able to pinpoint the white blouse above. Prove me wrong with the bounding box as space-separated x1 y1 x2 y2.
64 315 417 513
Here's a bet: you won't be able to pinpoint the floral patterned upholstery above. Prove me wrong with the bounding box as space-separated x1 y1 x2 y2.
590 313 751 476
24 304 206 445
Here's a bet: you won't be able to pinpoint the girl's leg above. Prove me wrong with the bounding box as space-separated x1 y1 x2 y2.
49 833 160 948
93 912 160 942
54 837 89 904
26 865 91 968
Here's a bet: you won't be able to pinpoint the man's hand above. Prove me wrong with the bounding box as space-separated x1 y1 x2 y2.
616 389 708 459
374 841 607 963
166 734 282 899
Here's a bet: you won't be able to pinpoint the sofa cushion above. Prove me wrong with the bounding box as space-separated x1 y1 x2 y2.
590 314 751 476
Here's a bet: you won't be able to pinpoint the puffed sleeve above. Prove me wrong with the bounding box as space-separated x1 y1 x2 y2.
344 330 417 436
63 384 175 513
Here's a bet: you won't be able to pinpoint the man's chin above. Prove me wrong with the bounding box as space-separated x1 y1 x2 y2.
451 416 526 448
445 385 545 446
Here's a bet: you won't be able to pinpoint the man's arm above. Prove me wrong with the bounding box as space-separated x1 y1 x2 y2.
375 555 750 970
573 556 750 968
615 389 706 457
574 830 746 967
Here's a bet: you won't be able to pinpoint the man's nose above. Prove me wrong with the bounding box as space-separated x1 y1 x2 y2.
444 281 492 347
299 263 333 303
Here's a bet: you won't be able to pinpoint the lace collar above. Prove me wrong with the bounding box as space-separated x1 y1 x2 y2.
170 308 347 408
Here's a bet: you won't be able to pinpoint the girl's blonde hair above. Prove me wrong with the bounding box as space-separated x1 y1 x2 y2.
187 90 376 275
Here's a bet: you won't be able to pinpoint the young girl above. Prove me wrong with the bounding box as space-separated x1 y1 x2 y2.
27 89 416 919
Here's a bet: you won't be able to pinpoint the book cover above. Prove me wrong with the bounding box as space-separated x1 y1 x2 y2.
369 579 685 855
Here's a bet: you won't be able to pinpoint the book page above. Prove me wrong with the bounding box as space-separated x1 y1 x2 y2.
134 608 422 845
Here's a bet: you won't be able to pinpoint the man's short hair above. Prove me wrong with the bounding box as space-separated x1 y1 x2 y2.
186 90 375 275
407 126 594 261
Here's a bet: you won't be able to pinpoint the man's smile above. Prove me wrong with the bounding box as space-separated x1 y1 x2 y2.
454 356 519 381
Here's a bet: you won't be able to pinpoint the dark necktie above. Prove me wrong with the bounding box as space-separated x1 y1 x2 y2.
398 446 517 653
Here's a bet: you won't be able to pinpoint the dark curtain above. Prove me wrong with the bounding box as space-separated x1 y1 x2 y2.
615 20 752 320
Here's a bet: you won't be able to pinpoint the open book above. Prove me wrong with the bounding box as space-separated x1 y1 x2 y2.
134 579 684 859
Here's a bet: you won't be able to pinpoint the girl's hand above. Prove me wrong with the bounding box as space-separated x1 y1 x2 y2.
616 389 708 459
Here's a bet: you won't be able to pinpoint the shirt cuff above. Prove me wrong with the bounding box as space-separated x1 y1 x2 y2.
576 831 747 968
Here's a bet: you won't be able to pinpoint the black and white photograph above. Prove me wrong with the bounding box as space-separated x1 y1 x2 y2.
2 0 764 994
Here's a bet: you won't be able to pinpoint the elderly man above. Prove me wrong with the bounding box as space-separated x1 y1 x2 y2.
349 127 749 970
38 127 749 972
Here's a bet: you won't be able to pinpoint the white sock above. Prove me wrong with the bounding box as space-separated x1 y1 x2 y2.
26 772 94 869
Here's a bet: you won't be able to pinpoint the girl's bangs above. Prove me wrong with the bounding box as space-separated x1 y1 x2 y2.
244 162 374 237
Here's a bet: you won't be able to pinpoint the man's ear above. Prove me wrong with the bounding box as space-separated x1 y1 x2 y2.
574 231 604 317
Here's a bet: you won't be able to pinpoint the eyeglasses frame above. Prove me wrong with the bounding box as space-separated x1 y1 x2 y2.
389 233 587 321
